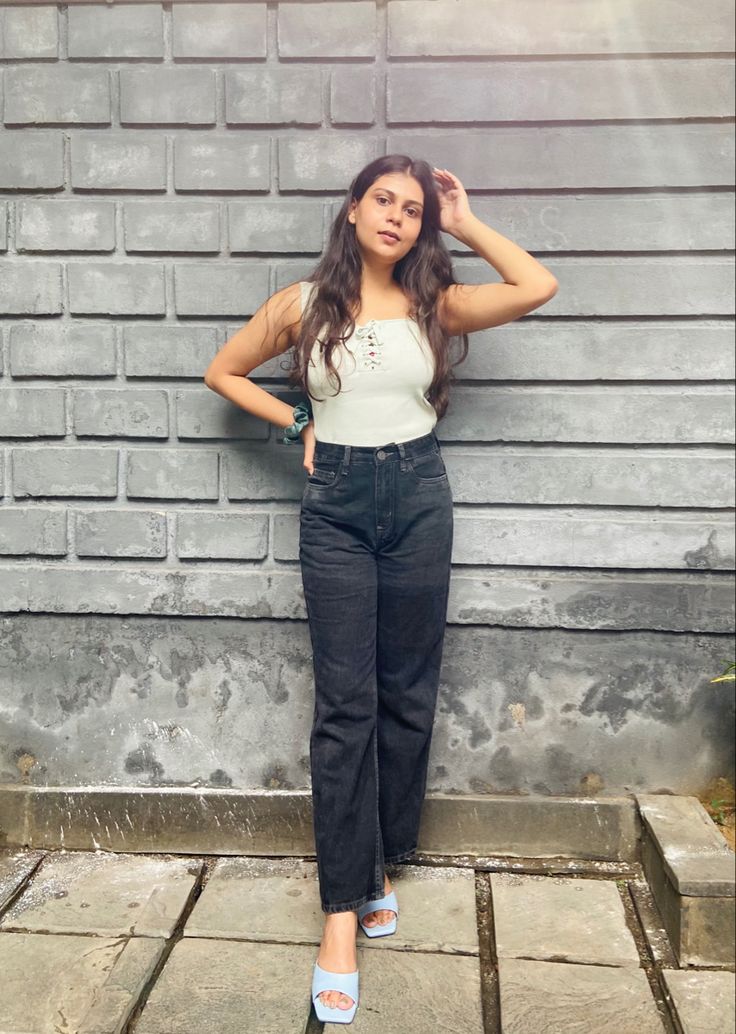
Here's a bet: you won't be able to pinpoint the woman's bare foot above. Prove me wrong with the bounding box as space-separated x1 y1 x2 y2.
316 910 358 1011
360 874 396 929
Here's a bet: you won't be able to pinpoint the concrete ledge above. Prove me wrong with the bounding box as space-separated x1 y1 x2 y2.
0 787 638 862
419 793 638 862
638 794 736 897
637 793 736 967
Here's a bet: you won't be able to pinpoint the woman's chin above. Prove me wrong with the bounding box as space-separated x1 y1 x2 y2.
362 248 401 265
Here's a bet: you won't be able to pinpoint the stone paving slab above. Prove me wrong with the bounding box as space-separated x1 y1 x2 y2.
491 873 640 967
324 946 484 1033
662 969 736 1034
0 931 164 1034
0 850 202 937
185 856 479 954
0 848 46 911
498 958 666 1034
135 935 484 1034
2 846 729 1034
134 938 313 1034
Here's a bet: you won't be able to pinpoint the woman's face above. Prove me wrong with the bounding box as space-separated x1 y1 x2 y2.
348 172 424 263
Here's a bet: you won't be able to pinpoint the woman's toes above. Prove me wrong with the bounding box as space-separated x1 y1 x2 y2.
360 893 396 927
361 906 397 926
319 991 352 1010
320 990 354 1010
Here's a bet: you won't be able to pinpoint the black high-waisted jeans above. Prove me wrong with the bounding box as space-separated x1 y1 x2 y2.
299 428 454 914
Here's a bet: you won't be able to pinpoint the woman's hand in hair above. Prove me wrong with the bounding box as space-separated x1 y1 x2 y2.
301 420 316 476
433 167 473 238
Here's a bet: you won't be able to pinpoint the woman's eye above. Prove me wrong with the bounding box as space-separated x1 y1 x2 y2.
377 197 419 217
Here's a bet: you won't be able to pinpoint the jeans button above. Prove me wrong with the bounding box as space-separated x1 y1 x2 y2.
377 449 386 460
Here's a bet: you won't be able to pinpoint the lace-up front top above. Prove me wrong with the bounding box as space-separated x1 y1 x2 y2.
299 281 437 447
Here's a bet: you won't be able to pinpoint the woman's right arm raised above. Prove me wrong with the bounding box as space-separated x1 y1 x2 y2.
203 281 302 432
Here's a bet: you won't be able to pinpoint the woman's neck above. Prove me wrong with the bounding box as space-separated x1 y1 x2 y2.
359 256 399 292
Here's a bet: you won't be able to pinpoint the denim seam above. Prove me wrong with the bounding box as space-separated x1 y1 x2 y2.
373 718 384 901
384 845 417 864
408 474 448 485
322 892 385 914
406 448 447 485
305 462 343 489
312 431 439 468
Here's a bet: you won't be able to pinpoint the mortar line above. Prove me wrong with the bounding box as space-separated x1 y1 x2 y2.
122 854 214 1033
477 870 501 1034
616 879 679 1034
0 851 47 924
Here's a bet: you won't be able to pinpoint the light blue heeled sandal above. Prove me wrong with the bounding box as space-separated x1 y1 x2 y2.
357 888 399 937
312 961 359 1024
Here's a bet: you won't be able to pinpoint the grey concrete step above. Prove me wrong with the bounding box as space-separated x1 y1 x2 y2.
0 785 638 861
637 793 736 967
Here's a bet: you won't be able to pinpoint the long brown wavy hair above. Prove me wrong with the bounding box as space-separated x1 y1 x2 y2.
283 154 469 421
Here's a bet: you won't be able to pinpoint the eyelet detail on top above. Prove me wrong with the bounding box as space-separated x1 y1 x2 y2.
406 449 448 485
354 321 389 373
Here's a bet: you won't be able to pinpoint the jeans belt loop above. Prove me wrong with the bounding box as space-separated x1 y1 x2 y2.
397 441 407 472
342 444 351 473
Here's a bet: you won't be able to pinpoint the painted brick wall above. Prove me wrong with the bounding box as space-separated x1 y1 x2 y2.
0 1 734 795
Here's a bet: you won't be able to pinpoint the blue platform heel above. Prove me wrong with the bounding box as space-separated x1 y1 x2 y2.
312 961 359 1024
357 889 399 937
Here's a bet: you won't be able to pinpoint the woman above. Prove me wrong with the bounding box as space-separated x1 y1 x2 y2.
204 154 558 1023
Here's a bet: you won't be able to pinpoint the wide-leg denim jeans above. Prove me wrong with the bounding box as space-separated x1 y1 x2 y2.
299 429 454 914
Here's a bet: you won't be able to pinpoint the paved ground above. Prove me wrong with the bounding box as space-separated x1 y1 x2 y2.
0 847 733 1033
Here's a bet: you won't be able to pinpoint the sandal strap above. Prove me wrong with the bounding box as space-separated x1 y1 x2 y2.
357 889 399 918
312 962 359 1000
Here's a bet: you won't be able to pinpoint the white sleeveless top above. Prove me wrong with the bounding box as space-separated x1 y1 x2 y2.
299 281 437 447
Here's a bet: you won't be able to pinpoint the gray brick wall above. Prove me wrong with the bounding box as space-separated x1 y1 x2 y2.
1 1 734 795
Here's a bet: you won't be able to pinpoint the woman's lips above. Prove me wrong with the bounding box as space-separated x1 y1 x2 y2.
378 232 400 243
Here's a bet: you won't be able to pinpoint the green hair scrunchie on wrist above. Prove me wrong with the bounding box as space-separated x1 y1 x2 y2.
283 400 313 444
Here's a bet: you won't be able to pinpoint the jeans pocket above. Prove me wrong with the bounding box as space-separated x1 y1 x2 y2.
306 461 343 489
406 449 448 485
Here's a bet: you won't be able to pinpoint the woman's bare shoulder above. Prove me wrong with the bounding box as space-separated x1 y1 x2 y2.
263 281 304 350
272 280 304 318
203 282 304 382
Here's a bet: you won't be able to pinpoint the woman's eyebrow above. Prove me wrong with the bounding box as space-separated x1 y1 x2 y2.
372 187 424 209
